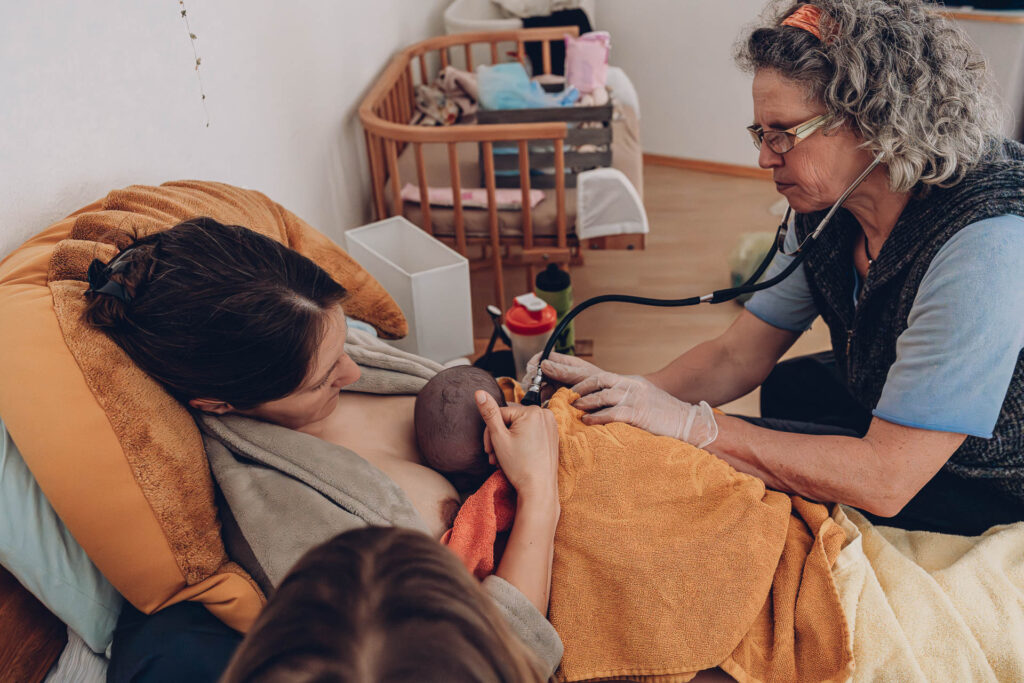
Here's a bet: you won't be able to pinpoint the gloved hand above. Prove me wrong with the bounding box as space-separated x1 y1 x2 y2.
542 357 718 448
520 351 602 389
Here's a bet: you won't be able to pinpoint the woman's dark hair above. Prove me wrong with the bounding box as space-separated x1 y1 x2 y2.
82 217 347 409
220 527 549 683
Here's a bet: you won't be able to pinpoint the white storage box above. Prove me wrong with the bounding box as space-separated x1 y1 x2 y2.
345 217 474 363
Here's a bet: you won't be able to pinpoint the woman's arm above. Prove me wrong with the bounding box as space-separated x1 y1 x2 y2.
494 491 558 614
710 415 966 515
537 310 800 409
646 309 801 406
533 311 800 447
475 392 560 614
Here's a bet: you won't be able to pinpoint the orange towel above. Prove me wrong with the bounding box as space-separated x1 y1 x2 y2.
440 470 515 580
443 388 851 683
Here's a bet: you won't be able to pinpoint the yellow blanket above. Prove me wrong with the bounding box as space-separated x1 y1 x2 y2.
529 389 851 682
832 505 1024 682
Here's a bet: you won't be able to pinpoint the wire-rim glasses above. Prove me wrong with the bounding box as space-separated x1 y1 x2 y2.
747 114 830 155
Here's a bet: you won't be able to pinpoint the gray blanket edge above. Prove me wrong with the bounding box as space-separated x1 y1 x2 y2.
200 328 563 674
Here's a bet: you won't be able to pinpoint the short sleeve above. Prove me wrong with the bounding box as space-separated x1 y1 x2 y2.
874 216 1024 437
744 215 819 332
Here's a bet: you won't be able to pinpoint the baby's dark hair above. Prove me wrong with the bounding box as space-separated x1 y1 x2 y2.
82 217 347 409
221 527 550 682
414 366 505 493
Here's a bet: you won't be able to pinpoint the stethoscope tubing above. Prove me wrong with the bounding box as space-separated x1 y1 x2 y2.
520 155 884 406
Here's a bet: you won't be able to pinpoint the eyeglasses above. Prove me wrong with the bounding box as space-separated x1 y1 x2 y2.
746 114 830 155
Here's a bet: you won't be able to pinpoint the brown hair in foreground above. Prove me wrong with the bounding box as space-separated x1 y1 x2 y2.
82 217 347 409
220 526 549 683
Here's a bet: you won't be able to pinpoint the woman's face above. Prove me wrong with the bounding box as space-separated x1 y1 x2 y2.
751 69 876 213
236 305 361 430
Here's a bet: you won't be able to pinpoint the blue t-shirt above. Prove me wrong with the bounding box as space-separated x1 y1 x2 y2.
745 214 1024 438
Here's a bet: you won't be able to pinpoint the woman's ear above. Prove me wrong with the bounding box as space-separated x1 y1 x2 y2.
188 397 235 414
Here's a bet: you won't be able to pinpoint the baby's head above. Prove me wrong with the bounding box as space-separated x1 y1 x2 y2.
414 366 505 493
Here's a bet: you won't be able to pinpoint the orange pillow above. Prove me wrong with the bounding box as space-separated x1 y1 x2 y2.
0 181 406 631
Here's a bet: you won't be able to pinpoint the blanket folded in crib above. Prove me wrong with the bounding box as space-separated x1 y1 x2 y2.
445 388 852 683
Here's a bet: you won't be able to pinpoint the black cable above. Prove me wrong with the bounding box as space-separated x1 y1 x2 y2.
519 156 883 407
520 220 802 407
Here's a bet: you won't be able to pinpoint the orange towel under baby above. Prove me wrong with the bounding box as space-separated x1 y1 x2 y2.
443 388 851 683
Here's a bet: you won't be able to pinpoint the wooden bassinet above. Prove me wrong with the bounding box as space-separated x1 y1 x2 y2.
358 27 644 310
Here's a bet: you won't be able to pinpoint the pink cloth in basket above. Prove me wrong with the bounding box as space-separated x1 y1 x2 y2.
565 31 610 94
400 184 545 210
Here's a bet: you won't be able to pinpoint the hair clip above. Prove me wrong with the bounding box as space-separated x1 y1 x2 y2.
86 257 133 305
781 4 838 44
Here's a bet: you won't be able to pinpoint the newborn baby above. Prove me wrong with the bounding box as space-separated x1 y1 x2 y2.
414 368 848 683
414 366 505 494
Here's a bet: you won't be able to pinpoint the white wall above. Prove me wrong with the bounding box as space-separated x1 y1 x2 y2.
0 0 449 259
949 15 1024 140
597 0 765 167
597 1 1024 166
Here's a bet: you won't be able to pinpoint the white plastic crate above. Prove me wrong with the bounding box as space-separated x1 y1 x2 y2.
345 216 474 363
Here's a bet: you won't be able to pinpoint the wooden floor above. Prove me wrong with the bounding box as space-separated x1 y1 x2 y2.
469 162 832 416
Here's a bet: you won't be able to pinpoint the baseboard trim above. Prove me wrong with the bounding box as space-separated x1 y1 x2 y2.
643 153 772 180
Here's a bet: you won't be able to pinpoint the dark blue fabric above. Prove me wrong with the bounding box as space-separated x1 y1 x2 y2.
739 352 1024 536
107 601 241 683
756 351 871 435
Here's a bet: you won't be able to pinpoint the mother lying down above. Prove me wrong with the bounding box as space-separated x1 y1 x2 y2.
84 218 849 683
84 218 563 680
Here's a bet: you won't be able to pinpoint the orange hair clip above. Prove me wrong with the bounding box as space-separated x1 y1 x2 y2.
781 4 824 40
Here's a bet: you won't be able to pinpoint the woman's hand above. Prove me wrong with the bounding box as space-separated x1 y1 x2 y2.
476 390 560 615
567 370 720 449
475 391 559 500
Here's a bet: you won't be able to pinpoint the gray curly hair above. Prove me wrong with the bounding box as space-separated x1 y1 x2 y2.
736 0 1004 192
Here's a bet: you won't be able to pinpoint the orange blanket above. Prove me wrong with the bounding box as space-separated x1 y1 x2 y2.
443 388 851 683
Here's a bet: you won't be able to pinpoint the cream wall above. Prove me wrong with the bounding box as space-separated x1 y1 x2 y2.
597 1 1023 166
0 0 449 259
5 1 1019 258
950 14 1024 140
596 0 766 167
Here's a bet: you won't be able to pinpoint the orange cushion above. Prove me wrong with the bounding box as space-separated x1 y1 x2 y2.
0 181 406 631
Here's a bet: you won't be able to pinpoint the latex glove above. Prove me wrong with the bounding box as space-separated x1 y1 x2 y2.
569 372 719 449
521 351 603 389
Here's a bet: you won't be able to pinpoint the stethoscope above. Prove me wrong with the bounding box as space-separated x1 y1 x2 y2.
520 153 884 406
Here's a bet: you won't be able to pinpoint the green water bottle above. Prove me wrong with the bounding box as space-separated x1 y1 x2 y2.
534 263 575 355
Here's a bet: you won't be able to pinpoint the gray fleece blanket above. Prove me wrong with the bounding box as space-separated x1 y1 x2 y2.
199 329 563 674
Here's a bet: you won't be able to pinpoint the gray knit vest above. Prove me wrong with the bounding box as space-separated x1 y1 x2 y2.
794 139 1024 503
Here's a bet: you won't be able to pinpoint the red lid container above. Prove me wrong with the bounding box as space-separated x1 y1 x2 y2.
505 294 557 336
